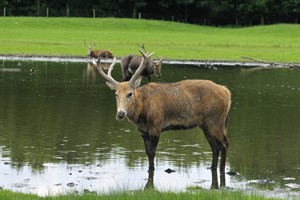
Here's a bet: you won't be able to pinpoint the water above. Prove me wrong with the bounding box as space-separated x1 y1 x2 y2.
0 60 299 198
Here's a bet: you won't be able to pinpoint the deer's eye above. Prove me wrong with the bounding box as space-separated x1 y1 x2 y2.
127 92 133 101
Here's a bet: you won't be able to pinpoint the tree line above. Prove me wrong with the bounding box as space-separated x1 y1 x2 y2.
1 0 299 25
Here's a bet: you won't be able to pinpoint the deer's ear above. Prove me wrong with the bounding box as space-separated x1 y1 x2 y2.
106 81 117 90
131 76 142 88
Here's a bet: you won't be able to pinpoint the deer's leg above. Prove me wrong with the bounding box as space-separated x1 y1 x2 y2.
218 137 227 188
121 69 127 81
220 169 226 188
141 133 160 172
122 71 132 81
204 135 219 170
125 73 132 81
202 119 229 171
211 144 220 170
144 170 154 190
210 168 218 189
220 135 229 173
202 127 220 170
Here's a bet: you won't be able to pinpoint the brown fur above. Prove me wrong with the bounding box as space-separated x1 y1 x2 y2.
88 49 114 59
120 54 162 82
84 40 114 59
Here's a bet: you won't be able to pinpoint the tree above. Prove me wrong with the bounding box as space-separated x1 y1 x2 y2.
175 0 195 22
250 0 272 25
128 0 146 18
283 0 300 23
0 0 298 25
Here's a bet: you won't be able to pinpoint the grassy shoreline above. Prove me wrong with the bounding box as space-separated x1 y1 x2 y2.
0 17 299 63
0 189 284 200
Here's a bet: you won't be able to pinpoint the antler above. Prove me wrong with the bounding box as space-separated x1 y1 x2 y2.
156 56 164 63
128 49 154 86
92 40 96 47
96 57 119 87
84 40 88 48
84 40 96 48
107 58 115 78
140 48 155 58
138 44 147 54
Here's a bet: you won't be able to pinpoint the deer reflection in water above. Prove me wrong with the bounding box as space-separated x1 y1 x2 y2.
86 63 97 84
86 61 112 85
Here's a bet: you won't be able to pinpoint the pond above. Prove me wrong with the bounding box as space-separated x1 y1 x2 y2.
0 59 299 198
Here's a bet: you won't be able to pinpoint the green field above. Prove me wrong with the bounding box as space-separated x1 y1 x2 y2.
0 17 299 62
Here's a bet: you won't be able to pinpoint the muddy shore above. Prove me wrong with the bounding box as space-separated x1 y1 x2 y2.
0 54 287 67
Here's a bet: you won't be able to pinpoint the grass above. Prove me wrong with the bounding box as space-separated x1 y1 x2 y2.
0 189 284 200
0 17 299 62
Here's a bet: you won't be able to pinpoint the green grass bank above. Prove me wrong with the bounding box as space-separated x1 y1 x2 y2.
0 17 299 63
0 189 284 200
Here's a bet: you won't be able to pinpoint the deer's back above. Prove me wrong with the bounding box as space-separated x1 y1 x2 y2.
121 55 153 75
136 80 231 132
121 54 137 70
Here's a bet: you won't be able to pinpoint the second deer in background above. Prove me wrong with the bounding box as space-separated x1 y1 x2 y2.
120 45 163 82
84 40 114 60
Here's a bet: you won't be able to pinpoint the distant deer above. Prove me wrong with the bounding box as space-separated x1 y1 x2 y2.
84 40 114 62
120 45 163 82
96 50 231 175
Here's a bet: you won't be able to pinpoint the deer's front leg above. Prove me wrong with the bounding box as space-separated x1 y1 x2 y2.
141 132 160 172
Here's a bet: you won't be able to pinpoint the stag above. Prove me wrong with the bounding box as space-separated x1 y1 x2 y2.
120 46 163 82
96 51 231 174
84 40 114 61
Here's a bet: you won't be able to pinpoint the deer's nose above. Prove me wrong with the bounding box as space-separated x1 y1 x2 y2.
116 111 126 120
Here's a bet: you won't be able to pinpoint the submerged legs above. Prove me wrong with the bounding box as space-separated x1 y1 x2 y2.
211 168 226 189
202 125 228 189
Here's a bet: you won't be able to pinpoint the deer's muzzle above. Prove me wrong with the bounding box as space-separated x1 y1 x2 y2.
116 110 126 120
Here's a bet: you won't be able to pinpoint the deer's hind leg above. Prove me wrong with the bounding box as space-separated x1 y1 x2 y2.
202 127 220 170
219 135 228 172
202 123 229 171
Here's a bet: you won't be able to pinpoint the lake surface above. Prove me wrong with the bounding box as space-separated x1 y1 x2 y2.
0 60 299 198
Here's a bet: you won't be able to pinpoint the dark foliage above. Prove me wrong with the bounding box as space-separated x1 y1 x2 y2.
0 0 299 25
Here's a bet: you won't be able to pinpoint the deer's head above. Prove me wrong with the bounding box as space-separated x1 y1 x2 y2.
97 50 154 120
153 57 163 78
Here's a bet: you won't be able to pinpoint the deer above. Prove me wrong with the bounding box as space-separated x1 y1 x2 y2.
84 40 114 64
96 50 231 177
120 45 163 82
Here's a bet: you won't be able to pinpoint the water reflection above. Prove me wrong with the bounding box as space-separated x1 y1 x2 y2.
85 63 97 85
85 62 112 85
0 60 300 198
145 168 226 191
